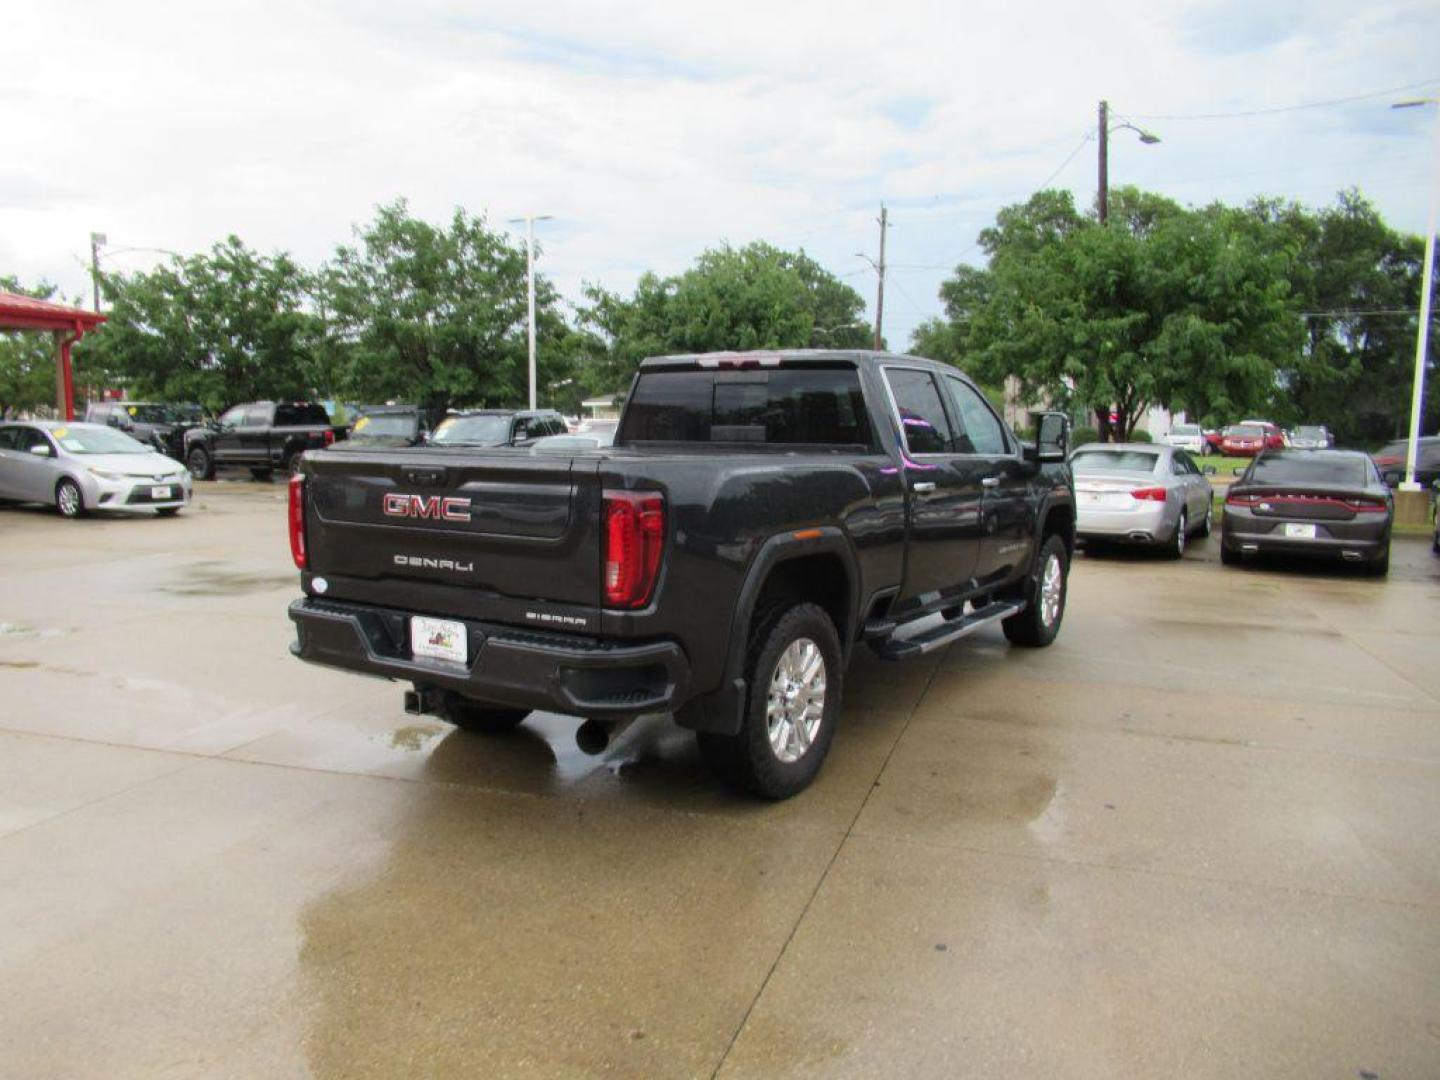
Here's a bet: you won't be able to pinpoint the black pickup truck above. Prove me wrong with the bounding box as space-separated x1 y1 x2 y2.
185 401 347 480
287 351 1074 798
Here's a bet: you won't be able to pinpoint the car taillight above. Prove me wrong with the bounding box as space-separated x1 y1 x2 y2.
323 429 335 446
1129 487 1167 502
1226 491 1259 507
603 490 665 609
1347 499 1388 514
288 473 307 569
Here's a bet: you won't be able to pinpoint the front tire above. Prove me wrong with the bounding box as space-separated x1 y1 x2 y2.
55 478 86 519
697 602 841 800
442 698 530 734
1002 534 1068 648
1220 540 1239 566
187 446 214 480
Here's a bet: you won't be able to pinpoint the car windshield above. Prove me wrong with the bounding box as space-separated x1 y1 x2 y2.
1234 425 1265 437
126 403 198 424
52 426 150 455
351 413 418 439
1251 455 1365 486
1070 448 1160 474
1293 426 1325 439
431 415 511 446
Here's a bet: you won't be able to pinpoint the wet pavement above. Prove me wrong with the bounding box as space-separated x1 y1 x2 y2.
2 484 1438 1078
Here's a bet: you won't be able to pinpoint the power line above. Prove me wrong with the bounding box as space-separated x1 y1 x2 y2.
1125 78 1440 122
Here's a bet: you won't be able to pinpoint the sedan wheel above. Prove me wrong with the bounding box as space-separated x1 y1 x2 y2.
1167 510 1187 559
55 478 85 519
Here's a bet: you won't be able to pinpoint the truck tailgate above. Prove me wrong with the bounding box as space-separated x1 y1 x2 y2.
304 450 601 615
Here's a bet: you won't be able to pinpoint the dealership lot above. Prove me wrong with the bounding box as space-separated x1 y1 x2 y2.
1 483 1438 1078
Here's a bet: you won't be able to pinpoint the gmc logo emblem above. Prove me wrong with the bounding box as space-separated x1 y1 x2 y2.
382 492 472 522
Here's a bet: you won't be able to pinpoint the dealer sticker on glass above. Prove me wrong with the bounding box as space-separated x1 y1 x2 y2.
411 616 467 664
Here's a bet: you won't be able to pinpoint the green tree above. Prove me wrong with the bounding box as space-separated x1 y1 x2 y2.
578 241 870 393
79 237 318 411
319 200 570 412
1251 191 1438 445
924 188 1300 440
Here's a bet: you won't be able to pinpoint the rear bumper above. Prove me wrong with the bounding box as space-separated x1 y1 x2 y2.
289 597 690 718
1076 500 1175 544
1221 511 1389 560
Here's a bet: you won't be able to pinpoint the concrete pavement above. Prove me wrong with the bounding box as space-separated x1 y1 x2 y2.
1 482 1438 1078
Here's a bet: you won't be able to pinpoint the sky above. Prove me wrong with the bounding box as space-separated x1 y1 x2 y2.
3 0 1438 353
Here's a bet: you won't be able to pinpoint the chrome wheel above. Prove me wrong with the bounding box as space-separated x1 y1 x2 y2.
1175 512 1186 555
1039 552 1063 628
766 637 826 764
56 480 82 518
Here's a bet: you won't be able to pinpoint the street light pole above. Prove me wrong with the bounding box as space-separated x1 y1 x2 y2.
89 232 107 312
1096 101 1160 226
509 214 554 410
1098 102 1109 225
1393 98 1439 491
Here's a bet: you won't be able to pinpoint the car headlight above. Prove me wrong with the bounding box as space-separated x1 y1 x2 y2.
88 467 124 481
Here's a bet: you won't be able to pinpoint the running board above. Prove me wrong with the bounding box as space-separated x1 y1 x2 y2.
874 601 1025 661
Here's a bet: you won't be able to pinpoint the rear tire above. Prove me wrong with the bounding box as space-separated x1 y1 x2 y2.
187 446 214 480
442 698 530 734
55 478 86 519
1367 546 1390 577
697 602 841 800
1166 510 1187 559
1220 540 1239 566
1002 534 1068 648
1197 502 1212 538
283 450 302 476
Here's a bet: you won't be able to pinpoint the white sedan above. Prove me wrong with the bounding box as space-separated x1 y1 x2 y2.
0 421 192 518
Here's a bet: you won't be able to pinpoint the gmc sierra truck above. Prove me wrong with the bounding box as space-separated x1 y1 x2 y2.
287 351 1074 798
184 400 347 480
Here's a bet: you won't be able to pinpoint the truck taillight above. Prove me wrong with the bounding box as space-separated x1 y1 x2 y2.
288 473 307 569
323 428 335 446
603 490 665 609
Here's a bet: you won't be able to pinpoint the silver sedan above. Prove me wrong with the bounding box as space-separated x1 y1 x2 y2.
0 421 192 518
1071 442 1213 557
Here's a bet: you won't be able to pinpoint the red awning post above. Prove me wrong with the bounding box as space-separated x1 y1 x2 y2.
59 327 82 421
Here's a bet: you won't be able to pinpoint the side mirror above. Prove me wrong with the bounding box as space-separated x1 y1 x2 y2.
1026 412 1069 464
28 444 53 457
1231 467 1245 477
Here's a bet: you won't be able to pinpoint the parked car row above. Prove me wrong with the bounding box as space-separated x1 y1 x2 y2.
1075 439 1402 576
1160 421 1335 456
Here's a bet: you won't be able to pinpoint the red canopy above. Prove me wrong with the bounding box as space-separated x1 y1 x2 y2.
0 291 107 420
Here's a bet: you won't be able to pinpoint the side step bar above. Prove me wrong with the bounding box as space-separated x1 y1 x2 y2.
873 600 1025 661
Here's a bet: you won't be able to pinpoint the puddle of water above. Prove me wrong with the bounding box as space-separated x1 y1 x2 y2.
0 660 39 669
159 561 294 597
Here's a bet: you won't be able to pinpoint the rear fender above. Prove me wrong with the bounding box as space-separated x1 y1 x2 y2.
674 528 859 735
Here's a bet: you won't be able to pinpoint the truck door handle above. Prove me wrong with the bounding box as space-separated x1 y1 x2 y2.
912 481 937 493
982 476 1001 488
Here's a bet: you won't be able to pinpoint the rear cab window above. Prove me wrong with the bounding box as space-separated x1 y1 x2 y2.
619 366 874 448
275 403 329 426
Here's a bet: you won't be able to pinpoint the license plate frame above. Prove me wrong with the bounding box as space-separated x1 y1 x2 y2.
150 485 172 500
410 616 468 665
1283 522 1317 540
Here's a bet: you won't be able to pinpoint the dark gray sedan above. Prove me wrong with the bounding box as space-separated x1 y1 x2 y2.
1221 450 1392 575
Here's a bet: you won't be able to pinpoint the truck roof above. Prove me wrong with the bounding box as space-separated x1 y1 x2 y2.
637 348 956 373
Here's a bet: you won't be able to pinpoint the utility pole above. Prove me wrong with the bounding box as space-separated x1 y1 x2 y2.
508 214 553 409
1097 101 1109 226
857 205 889 350
89 232 106 312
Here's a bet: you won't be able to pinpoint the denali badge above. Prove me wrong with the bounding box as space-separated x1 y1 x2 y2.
394 555 475 572
382 492 472 522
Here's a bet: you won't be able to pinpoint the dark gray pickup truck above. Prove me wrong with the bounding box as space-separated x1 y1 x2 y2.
287 351 1074 798
185 401 346 480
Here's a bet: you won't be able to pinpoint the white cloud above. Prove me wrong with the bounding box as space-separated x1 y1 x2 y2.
2 0 1436 348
